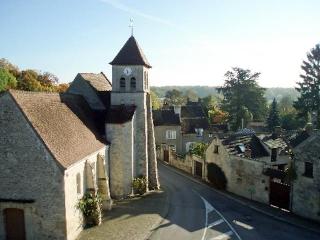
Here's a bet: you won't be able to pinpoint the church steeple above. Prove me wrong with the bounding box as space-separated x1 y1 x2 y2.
110 36 151 68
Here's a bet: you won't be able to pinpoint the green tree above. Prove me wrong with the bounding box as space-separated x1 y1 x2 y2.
278 95 295 115
267 98 281 131
281 111 306 130
218 67 267 130
164 89 186 105
0 58 20 78
294 43 320 127
0 68 17 92
150 90 161 109
184 89 198 102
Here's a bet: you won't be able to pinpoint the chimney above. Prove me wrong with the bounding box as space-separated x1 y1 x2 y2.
174 106 181 118
273 126 282 138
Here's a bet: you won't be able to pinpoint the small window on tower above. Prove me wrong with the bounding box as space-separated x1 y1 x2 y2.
130 77 136 91
120 77 126 91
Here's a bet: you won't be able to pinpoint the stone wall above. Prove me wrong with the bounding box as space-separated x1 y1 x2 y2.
106 118 135 198
64 147 108 240
181 131 214 154
146 93 160 189
0 93 66 239
292 133 320 222
206 137 269 204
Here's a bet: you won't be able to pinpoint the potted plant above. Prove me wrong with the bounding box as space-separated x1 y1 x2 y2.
132 176 147 195
76 192 102 227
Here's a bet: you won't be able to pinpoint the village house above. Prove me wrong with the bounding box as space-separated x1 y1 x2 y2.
0 36 159 240
205 130 291 208
291 128 320 222
153 99 227 158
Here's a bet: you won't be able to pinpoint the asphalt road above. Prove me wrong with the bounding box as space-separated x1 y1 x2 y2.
149 163 320 240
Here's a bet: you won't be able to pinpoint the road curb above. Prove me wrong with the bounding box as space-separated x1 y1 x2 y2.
160 161 320 235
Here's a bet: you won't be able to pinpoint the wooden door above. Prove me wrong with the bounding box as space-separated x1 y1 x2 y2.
164 150 169 162
269 180 290 210
4 208 26 240
195 161 203 178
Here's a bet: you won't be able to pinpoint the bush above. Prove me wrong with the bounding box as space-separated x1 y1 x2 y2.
132 176 147 195
76 192 102 226
189 143 208 158
207 163 227 190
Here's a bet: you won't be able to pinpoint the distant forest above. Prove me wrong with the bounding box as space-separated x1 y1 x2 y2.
151 86 299 102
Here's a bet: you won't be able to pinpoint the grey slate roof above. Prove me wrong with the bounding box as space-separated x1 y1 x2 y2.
181 118 209 134
9 90 105 169
153 109 180 126
110 36 152 68
222 134 269 158
180 105 206 119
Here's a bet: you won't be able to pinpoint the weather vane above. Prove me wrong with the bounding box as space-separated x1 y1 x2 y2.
129 18 134 36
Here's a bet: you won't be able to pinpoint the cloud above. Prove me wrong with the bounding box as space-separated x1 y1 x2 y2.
99 0 179 28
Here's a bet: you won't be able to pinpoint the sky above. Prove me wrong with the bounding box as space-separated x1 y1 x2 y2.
0 0 319 87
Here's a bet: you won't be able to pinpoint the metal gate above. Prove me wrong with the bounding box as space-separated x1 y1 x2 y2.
269 180 290 210
4 208 26 240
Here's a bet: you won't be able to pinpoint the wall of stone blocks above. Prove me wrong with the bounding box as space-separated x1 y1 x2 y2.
106 119 134 198
0 93 66 239
206 138 269 204
292 134 320 222
64 147 108 240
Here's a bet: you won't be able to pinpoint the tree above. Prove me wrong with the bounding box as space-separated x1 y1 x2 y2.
0 58 20 78
278 95 295 115
0 68 17 92
164 89 185 105
218 67 267 130
267 98 281 131
150 90 161 109
281 112 306 130
294 43 320 128
184 89 198 102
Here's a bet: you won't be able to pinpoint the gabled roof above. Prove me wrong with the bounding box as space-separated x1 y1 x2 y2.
153 109 180 126
110 36 151 68
8 90 105 169
79 72 112 92
289 130 310 148
180 105 206 119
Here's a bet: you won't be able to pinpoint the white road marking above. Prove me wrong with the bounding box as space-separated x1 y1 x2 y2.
192 190 242 240
208 219 224 228
210 231 233 240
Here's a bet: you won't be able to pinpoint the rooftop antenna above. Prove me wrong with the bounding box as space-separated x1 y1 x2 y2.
129 18 134 36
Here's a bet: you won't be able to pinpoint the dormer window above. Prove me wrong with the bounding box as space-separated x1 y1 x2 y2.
195 128 204 137
120 77 126 91
130 77 136 91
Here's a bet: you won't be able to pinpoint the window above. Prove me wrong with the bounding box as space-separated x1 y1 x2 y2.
76 173 81 194
209 133 213 138
120 77 126 91
195 128 204 137
166 130 176 139
304 162 313 178
214 145 219 154
271 148 277 162
130 77 136 91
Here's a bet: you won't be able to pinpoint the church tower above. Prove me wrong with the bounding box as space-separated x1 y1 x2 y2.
107 36 159 198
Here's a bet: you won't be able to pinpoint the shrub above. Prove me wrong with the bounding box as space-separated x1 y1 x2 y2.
207 163 227 190
76 192 102 226
189 143 208 159
132 176 147 195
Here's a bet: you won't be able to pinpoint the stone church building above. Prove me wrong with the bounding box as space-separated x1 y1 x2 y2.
0 36 159 240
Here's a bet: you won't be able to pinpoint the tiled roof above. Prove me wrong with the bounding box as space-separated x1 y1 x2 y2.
9 90 105 169
152 109 180 126
110 36 151 68
222 134 269 159
79 72 112 92
180 105 206 119
106 105 136 124
181 118 209 134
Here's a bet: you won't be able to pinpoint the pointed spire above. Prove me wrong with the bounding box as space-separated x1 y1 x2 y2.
110 36 152 68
